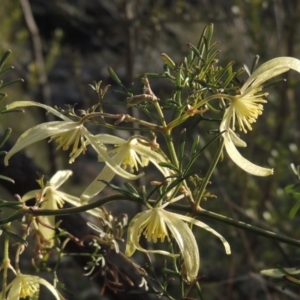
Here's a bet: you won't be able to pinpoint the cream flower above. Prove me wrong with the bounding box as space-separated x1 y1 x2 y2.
22 170 107 245
220 57 300 176
125 202 231 282
1 272 61 300
81 134 171 202
21 170 81 247
4 101 140 181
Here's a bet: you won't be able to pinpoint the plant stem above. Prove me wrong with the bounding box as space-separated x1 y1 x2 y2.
1 229 11 299
169 202 300 248
195 139 224 207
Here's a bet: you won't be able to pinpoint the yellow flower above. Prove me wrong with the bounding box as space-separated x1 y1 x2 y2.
81 135 171 202
22 170 81 247
4 101 140 181
125 202 231 282
220 57 300 176
1 272 61 300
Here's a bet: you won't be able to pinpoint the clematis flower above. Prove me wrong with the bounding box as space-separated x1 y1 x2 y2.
4 101 141 181
21 170 82 247
220 57 300 176
1 272 61 300
81 134 172 202
125 201 231 282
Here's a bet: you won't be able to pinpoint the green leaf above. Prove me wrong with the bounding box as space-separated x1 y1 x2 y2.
0 127 12 148
289 199 300 219
292 192 300 198
158 162 179 173
124 182 139 195
178 128 186 161
0 78 24 89
2 226 28 245
0 50 12 71
0 200 21 208
0 212 25 225
187 43 200 57
191 136 200 155
108 67 130 95
285 184 298 193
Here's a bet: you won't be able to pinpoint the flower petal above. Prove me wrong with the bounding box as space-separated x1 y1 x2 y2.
229 129 247 147
83 129 143 180
223 131 273 176
220 109 273 176
125 210 152 257
54 190 80 204
33 276 61 300
80 149 127 202
132 143 171 177
6 100 72 121
21 190 40 202
4 121 80 166
161 210 200 281
49 170 73 189
243 67 289 91
125 210 179 258
94 133 127 145
175 213 231 255
243 57 300 90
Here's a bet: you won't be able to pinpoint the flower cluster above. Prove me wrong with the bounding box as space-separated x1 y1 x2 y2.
2 55 300 293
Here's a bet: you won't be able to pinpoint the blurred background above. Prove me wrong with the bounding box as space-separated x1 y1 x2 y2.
1 0 300 299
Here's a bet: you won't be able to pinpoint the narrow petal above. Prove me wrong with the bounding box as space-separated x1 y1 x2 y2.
125 210 178 258
4 121 79 166
34 276 60 300
21 190 40 202
229 130 247 147
38 215 55 246
50 170 73 189
47 188 105 218
5 277 22 300
54 190 81 204
162 210 200 281
243 67 289 91
83 129 143 180
223 131 273 176
94 133 127 145
133 143 171 177
175 213 231 255
6 100 72 121
80 149 127 202
243 57 300 91
125 210 152 257
39 193 57 246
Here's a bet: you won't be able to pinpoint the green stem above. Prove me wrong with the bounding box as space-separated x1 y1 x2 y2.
163 129 179 168
82 111 164 132
162 129 196 204
199 209 300 247
195 139 224 207
167 93 232 130
1 226 14 299
168 203 300 248
23 194 130 217
152 100 167 127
